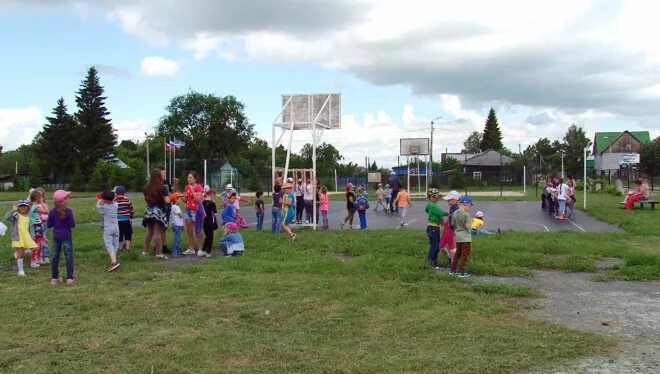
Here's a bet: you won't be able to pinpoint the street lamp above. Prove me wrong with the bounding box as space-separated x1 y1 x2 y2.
429 116 442 184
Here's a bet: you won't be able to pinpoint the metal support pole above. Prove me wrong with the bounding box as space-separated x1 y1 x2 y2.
583 147 587 210
145 133 150 178
523 165 526 195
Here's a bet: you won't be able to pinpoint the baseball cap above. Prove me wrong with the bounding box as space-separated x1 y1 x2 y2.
53 190 71 202
170 191 182 202
113 185 126 194
443 190 461 201
475 211 484 218
345 182 353 189
17 198 30 207
282 182 293 189
226 183 233 190
390 171 396 175
459 195 473 205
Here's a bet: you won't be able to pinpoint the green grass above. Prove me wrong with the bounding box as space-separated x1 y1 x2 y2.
0 191 100 202
575 191 660 235
2 190 659 372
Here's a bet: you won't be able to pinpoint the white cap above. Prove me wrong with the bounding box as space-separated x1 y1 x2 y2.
475 211 484 218
390 171 396 175
225 183 233 189
443 190 461 201
204 185 211 192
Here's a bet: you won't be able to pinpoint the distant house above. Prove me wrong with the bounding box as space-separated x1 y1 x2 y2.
206 160 241 190
442 150 515 182
593 131 650 176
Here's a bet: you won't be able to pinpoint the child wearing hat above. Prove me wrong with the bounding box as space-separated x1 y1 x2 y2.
96 190 120 272
450 196 474 277
471 211 496 236
113 185 134 251
425 189 448 269
219 222 244 256
281 182 297 240
48 190 76 284
5 199 37 276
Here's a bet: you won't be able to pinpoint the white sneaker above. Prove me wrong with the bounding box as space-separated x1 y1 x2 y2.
17 271 26 277
182 249 195 255
197 250 205 257
205 252 212 258
30 261 40 268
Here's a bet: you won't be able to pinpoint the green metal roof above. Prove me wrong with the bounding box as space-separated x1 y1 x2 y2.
594 131 651 154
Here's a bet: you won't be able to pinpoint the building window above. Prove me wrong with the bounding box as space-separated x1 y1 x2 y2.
473 171 482 181
502 172 512 182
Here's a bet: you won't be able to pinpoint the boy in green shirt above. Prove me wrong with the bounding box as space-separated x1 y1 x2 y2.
424 188 448 269
450 195 473 277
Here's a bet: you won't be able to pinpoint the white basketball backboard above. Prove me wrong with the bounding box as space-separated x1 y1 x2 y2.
400 138 430 156
277 93 341 130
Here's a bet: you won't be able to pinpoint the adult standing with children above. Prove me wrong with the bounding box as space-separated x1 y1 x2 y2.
142 169 170 260
388 172 402 213
182 171 203 255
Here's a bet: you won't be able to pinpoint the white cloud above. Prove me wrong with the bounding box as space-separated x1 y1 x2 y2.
139 56 182 77
0 106 44 151
114 117 154 142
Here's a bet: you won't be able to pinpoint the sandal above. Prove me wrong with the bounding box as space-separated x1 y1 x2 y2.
155 254 168 260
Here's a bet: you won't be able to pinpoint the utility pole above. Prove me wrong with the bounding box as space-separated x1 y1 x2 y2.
430 116 441 185
145 132 150 178
561 150 565 178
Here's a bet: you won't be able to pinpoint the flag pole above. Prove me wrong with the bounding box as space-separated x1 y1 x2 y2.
163 137 167 177
169 138 173 184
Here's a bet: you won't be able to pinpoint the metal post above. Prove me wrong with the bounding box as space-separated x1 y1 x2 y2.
204 159 207 187
583 147 587 210
523 165 527 196
561 150 565 178
145 133 150 178
417 157 421 194
464 152 468 195
500 152 503 197
334 168 338 192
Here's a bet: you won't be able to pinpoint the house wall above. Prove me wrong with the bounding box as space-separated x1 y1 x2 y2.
604 133 643 154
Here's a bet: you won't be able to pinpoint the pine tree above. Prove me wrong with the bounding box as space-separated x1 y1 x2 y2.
35 97 78 182
75 66 117 181
479 108 503 151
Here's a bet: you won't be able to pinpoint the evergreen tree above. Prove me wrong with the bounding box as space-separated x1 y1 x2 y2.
75 66 117 181
34 97 78 182
462 131 483 153
479 108 503 151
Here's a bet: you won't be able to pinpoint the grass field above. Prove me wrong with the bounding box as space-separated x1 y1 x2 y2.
1 190 658 372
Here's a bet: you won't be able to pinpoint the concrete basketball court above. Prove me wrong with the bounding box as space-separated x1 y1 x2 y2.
252 201 622 233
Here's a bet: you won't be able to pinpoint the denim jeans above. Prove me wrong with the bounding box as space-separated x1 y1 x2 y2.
256 211 265 230
271 207 282 233
51 237 74 280
358 211 367 229
558 199 566 215
426 226 441 266
41 224 50 259
171 225 183 256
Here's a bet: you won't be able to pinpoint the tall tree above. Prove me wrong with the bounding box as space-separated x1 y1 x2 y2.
463 131 483 153
562 124 592 176
34 98 78 182
157 91 255 169
479 108 503 151
639 136 660 188
75 66 117 180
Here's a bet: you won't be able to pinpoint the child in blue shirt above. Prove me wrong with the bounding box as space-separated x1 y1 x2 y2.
220 222 244 256
222 193 237 225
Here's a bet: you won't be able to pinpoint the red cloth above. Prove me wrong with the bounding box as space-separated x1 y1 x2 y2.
624 193 644 209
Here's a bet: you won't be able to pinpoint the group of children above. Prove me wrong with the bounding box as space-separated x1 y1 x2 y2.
5 189 76 283
542 175 575 220
340 183 413 229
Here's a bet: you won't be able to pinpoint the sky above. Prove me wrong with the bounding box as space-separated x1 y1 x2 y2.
1 0 659 168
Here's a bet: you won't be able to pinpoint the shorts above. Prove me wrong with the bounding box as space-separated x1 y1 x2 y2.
399 207 407 218
103 229 120 252
118 220 133 241
284 212 295 225
440 229 456 250
184 209 197 221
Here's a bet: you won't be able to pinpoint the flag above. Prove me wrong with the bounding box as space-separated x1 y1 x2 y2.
169 138 185 149
164 142 173 150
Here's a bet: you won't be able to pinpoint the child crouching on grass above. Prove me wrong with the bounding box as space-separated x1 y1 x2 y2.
471 211 497 236
425 189 448 270
450 196 473 277
220 222 244 256
5 199 37 276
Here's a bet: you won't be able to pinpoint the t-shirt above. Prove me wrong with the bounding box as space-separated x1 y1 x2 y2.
453 209 472 243
448 204 459 231
272 191 283 209
303 183 314 201
184 183 203 211
557 183 569 200
97 202 119 232
170 204 184 227
47 208 75 240
255 198 265 212
202 200 217 226
396 191 410 208
376 188 385 199
385 188 392 199
471 217 484 231
282 192 296 216
425 202 448 225
222 204 236 224
320 193 329 211
115 195 134 221
346 191 356 210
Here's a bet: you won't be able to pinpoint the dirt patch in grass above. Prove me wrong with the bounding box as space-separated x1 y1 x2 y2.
475 271 660 373
330 252 358 262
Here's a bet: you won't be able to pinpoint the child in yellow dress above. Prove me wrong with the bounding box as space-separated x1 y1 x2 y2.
5 199 37 276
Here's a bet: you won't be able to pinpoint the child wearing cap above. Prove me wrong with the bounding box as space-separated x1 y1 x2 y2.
28 189 47 268
219 222 244 256
439 190 460 268
450 196 474 277
281 183 296 240
114 185 134 251
48 190 76 285
169 192 184 257
471 211 496 236
97 191 121 272
425 189 449 269
5 199 37 276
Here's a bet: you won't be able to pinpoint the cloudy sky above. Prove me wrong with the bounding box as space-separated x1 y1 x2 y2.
1 0 659 167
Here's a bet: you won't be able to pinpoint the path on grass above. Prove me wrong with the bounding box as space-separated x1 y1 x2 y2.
476 261 660 373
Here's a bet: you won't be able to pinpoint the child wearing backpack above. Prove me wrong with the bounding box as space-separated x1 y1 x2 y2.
356 188 369 230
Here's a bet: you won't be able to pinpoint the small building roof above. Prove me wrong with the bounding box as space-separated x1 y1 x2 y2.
465 150 515 166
